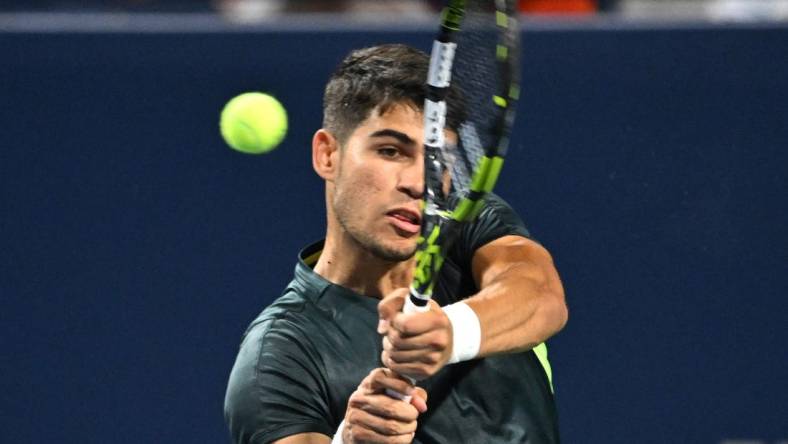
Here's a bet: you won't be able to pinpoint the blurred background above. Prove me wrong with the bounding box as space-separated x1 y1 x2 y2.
2 1 787 444
2 0 788 20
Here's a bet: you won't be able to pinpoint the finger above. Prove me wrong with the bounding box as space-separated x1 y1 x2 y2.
360 368 415 396
345 420 416 444
383 334 431 353
380 355 431 381
377 288 409 334
350 394 420 424
410 387 428 414
383 348 442 366
414 386 428 403
390 305 448 337
384 328 448 352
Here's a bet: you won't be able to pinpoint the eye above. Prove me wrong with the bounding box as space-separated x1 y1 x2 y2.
377 146 400 158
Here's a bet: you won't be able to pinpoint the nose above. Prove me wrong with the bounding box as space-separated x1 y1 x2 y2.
397 155 424 199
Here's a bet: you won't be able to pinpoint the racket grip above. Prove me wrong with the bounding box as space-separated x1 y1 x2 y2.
384 375 416 402
384 292 428 401
403 291 431 314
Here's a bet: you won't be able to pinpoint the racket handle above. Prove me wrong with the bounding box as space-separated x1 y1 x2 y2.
384 292 429 401
403 291 431 314
384 375 416 402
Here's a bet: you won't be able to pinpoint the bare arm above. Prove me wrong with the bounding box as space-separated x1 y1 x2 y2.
273 433 331 444
467 235 568 356
379 235 567 379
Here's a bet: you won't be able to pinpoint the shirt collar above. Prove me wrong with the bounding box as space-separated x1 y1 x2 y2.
293 239 379 316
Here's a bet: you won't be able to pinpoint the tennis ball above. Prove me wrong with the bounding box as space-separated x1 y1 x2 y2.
219 92 288 154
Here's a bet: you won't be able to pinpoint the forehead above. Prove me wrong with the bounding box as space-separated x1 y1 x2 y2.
348 100 457 146
366 101 423 129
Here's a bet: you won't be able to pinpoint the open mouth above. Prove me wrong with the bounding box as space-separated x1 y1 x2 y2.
386 208 421 234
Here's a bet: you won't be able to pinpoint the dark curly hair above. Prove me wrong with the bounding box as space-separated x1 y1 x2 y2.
322 44 463 146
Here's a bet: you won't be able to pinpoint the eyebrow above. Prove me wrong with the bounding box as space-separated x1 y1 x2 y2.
369 129 416 146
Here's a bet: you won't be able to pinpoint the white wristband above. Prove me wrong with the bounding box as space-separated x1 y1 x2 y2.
331 420 346 444
443 301 481 364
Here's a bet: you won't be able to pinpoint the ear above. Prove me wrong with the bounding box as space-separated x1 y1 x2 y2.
312 129 340 181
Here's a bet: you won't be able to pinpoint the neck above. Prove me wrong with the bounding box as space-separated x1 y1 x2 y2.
314 231 414 299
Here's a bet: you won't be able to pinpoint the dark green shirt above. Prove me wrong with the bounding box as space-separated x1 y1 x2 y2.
224 194 560 443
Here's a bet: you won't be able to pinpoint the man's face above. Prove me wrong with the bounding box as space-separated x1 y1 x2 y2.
331 102 426 262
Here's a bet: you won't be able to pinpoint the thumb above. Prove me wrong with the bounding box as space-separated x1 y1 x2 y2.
410 387 429 413
377 288 408 334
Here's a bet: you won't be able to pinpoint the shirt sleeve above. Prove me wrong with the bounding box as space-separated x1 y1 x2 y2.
224 316 334 444
452 193 531 264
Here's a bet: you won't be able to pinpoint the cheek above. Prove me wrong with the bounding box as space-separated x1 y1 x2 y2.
336 166 382 208
359 169 384 194
354 162 385 191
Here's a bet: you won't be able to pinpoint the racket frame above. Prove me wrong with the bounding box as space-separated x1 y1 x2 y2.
407 0 520 312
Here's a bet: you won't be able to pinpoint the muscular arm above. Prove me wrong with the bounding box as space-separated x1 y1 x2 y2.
379 235 567 379
273 433 330 444
467 235 568 356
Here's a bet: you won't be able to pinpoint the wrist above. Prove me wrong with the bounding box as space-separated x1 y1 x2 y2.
331 420 346 444
443 301 481 364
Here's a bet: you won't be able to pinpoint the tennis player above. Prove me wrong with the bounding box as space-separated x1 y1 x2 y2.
224 44 568 444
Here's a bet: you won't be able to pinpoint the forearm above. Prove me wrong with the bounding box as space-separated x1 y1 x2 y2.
461 236 568 357
464 262 567 356
274 432 331 444
378 236 567 377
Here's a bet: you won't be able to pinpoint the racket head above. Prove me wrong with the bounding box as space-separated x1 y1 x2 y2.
411 0 521 304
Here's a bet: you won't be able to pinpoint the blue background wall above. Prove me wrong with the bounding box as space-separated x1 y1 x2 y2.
2 18 786 443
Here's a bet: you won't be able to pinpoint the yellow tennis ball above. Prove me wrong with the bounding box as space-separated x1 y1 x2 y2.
219 92 288 154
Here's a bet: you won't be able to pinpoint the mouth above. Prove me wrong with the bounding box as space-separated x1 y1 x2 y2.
386 207 422 235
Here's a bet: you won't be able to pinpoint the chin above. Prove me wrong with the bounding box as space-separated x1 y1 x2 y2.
370 241 417 263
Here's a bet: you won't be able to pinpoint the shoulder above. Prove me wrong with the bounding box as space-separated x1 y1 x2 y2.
435 194 531 303
232 289 326 378
224 289 334 443
451 193 530 262
473 193 530 239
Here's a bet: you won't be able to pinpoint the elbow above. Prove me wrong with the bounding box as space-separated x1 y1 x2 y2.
552 293 569 334
542 266 568 336
539 287 568 339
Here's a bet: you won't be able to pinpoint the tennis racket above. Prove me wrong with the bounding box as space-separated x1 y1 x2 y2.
387 0 521 398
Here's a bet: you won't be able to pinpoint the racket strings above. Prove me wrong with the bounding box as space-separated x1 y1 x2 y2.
444 0 518 195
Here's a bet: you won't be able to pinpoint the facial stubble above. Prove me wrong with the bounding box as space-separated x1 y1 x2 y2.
332 175 418 263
